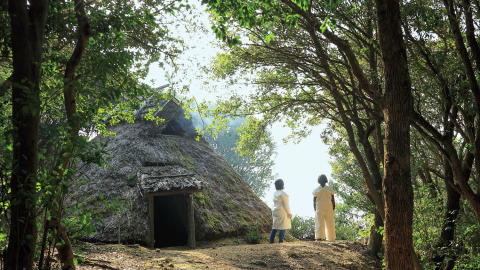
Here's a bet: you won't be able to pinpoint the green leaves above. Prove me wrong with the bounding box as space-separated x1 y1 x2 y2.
264 33 275 43
192 114 277 197
320 16 329 33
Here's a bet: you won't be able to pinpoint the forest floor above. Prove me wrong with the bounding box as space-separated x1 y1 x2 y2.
67 235 382 270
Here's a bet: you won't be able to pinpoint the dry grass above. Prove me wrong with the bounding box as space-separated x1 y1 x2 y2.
72 236 381 270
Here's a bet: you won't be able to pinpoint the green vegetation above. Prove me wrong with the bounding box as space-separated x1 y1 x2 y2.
166 138 196 169
192 116 277 197
289 216 315 240
246 222 264 244
201 211 221 231
199 0 480 267
194 191 213 208
126 175 136 187
290 203 366 241
5 0 480 268
0 0 191 267
219 196 237 212
180 156 196 170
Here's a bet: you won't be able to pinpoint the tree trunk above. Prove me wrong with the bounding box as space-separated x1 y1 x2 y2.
374 0 415 268
45 1 91 269
4 0 47 269
417 169 437 199
48 1 91 269
429 83 461 269
54 221 76 270
431 164 460 269
368 209 384 257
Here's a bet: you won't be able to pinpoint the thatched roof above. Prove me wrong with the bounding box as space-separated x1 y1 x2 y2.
139 166 203 194
67 99 272 245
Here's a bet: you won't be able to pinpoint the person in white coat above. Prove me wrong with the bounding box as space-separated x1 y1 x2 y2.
313 174 336 242
269 179 292 243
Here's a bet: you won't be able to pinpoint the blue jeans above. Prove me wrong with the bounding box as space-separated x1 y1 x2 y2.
269 229 286 243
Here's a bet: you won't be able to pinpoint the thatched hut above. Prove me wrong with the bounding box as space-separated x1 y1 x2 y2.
68 95 272 248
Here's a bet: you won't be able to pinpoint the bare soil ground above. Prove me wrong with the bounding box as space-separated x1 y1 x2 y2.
69 236 381 270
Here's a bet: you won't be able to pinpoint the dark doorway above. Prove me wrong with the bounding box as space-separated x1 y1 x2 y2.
153 195 188 248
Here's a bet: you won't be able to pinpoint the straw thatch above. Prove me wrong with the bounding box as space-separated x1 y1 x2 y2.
67 98 272 245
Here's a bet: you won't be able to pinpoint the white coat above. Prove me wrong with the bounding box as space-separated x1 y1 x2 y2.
272 190 291 230
312 185 336 241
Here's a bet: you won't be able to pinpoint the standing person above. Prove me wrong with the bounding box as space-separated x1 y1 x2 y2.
313 174 336 242
269 179 292 243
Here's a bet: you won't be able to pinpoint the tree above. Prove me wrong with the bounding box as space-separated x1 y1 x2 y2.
1 0 190 268
5 1 47 268
373 0 415 267
198 118 277 197
201 0 418 268
198 0 388 257
198 0 480 267
407 0 480 228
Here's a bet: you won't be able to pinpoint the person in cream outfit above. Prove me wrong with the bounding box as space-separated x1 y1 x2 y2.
269 179 292 243
313 174 336 242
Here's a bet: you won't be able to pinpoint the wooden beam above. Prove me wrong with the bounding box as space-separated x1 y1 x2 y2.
145 189 202 197
148 195 154 249
187 193 195 249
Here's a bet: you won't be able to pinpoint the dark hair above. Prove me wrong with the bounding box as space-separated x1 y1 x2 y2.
274 179 284 190
318 174 328 185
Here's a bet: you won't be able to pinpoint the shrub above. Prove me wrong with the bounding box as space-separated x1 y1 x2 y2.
290 216 315 240
246 222 264 244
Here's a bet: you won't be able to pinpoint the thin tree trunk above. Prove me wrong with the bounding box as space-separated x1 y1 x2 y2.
417 169 437 199
374 0 415 268
429 79 461 270
48 1 91 269
412 112 480 220
4 0 47 269
431 162 461 270
368 209 384 257
461 0 480 72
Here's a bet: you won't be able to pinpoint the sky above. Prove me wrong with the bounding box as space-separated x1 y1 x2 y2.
142 2 333 218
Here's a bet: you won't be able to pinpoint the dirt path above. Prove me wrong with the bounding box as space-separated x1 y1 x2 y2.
71 238 381 270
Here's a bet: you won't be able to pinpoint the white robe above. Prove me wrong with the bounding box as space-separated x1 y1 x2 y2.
272 190 291 230
312 185 336 241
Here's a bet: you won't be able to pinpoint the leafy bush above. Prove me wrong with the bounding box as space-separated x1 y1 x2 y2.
291 203 368 241
334 203 366 241
451 223 480 269
246 222 264 244
453 253 480 270
290 216 315 240
357 213 375 241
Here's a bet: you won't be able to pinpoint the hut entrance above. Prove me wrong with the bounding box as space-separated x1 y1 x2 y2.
153 195 188 248
140 166 203 249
